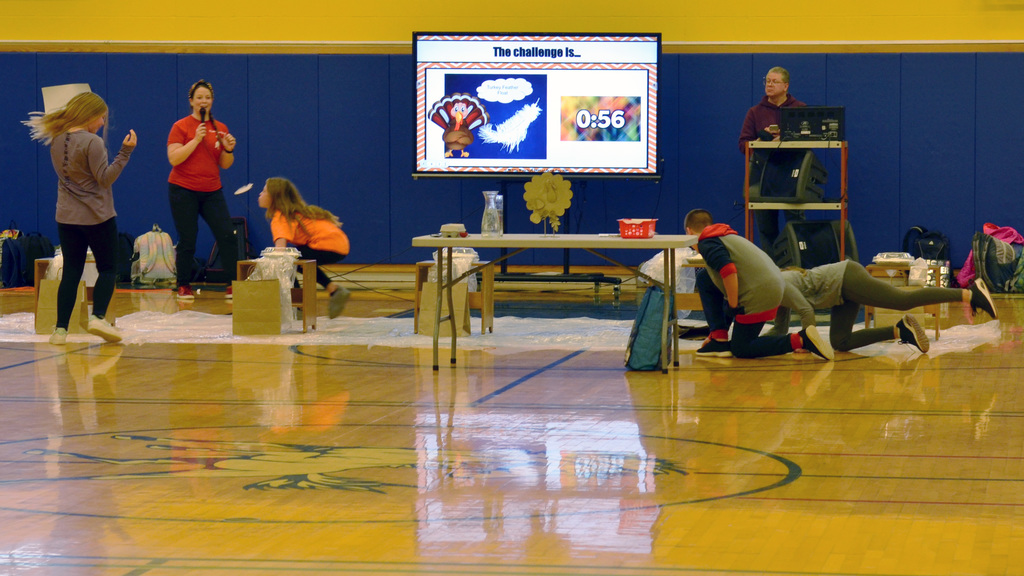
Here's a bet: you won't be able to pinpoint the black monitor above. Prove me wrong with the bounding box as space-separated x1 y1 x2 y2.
780 106 845 141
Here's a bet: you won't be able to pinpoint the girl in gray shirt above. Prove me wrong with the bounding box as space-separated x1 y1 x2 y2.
25 91 137 345
772 260 997 353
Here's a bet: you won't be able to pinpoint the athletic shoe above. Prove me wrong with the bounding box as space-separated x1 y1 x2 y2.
896 313 930 353
176 285 195 300
328 287 351 319
225 286 233 299
49 328 67 346
798 326 834 361
696 339 732 357
969 280 997 320
86 315 123 343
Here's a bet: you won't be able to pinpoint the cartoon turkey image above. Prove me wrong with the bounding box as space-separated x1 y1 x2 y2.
428 93 489 157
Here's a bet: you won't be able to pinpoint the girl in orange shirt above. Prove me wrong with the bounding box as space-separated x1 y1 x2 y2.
258 177 351 318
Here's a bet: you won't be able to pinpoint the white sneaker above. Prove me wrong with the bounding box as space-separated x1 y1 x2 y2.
49 328 68 346
799 326 834 361
896 314 930 353
328 287 351 319
87 315 123 343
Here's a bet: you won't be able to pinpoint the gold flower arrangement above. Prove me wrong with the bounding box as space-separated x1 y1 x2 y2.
523 172 573 234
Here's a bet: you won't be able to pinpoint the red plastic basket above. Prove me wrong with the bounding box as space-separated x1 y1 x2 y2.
618 218 657 239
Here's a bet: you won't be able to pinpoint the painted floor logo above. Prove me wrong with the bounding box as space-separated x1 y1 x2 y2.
1 428 801 524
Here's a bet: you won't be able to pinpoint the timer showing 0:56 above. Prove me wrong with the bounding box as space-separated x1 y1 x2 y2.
560 96 641 142
575 109 626 130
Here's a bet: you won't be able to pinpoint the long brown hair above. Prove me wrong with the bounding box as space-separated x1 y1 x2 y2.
24 91 108 146
262 177 341 227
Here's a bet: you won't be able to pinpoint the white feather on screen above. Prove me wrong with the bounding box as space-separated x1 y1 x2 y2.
478 100 542 153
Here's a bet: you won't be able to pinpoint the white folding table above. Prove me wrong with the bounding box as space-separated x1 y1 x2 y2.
411 233 699 372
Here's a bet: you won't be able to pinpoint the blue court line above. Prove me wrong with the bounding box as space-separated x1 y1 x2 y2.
0 357 51 372
470 349 586 407
0 343 106 372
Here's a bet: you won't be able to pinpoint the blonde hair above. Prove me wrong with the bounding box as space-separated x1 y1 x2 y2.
263 177 341 227
23 92 108 146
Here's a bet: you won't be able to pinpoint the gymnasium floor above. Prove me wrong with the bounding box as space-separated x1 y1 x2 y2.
0 280 1021 575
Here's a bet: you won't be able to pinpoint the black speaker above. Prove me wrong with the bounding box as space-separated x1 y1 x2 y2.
206 217 255 283
792 150 828 201
773 219 858 269
749 150 828 203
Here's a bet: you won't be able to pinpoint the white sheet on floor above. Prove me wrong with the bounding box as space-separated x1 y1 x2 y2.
0 310 1001 357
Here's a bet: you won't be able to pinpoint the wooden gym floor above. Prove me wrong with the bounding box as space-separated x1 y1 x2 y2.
0 272 1022 576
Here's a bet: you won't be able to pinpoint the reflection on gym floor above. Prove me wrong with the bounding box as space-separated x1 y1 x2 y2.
0 286 1021 575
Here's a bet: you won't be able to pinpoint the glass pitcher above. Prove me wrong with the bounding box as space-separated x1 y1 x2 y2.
481 190 503 237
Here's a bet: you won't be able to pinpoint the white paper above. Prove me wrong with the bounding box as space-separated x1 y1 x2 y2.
41 83 92 114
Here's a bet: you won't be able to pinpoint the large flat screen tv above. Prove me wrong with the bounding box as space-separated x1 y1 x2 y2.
413 32 661 178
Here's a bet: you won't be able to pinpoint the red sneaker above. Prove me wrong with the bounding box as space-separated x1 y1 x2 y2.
225 286 233 299
176 285 195 300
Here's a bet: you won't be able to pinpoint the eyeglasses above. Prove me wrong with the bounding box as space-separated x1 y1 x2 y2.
763 77 787 86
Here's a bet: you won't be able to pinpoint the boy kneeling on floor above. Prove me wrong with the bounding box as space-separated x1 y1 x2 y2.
685 208 832 361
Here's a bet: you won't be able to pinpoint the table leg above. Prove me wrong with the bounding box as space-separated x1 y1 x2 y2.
660 247 670 374
445 246 457 365
481 262 494 333
669 248 679 367
431 248 444 370
413 262 430 333
301 260 317 333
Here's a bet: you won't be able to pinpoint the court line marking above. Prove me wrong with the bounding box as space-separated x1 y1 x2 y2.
470 349 587 406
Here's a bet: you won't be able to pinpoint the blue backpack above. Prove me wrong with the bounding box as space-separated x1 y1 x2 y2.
625 285 675 371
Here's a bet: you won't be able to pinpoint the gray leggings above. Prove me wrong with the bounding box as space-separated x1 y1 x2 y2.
830 263 963 351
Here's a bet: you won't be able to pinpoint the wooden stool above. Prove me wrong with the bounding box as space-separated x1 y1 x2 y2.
33 258 113 334
864 264 942 339
414 260 494 334
237 259 318 333
675 261 704 317
35 258 95 305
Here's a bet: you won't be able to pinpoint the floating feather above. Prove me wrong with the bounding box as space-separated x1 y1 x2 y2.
478 100 542 153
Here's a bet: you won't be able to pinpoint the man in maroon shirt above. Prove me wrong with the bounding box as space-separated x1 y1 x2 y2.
738 67 807 254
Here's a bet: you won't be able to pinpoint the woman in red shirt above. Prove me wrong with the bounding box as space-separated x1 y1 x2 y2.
166 79 239 300
258 177 351 318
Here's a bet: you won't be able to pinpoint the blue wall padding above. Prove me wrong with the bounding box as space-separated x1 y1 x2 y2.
827 53 902 256
975 52 1024 269
1 53 38 232
900 53 977 268
4 50 1023 271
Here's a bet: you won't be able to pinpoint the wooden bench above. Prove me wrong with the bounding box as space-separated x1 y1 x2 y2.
863 264 942 339
414 260 494 334
237 259 318 333
34 258 94 305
